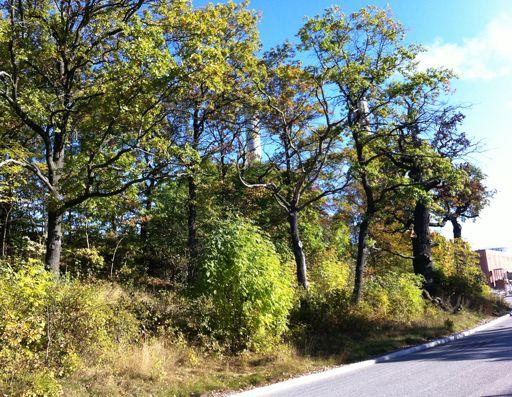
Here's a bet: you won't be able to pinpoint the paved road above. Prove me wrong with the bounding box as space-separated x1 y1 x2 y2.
253 315 512 397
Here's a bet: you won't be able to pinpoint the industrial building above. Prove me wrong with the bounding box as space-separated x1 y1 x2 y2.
476 248 512 290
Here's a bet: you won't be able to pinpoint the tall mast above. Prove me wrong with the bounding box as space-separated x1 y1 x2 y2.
246 114 262 164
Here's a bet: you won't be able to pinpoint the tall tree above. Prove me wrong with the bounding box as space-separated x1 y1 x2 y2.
0 0 175 273
386 103 473 294
298 6 433 301
157 0 260 282
239 45 350 288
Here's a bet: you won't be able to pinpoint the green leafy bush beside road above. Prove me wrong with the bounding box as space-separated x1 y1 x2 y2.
0 261 139 396
198 217 294 351
363 272 425 322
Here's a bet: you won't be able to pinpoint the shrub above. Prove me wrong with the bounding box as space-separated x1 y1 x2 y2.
290 270 425 353
0 260 58 395
310 253 350 293
0 260 138 395
291 288 352 332
433 235 487 301
198 217 294 351
364 272 425 322
65 247 106 279
46 281 139 363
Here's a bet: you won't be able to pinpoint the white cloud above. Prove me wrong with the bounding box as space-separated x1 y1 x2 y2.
417 14 512 80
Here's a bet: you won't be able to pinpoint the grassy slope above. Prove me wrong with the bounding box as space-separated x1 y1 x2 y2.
61 309 491 397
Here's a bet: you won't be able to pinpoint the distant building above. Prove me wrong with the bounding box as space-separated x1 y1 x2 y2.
476 249 512 290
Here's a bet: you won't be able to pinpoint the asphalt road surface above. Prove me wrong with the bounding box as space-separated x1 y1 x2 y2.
254 315 512 397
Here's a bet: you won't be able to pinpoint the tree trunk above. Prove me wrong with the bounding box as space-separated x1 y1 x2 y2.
140 180 154 244
350 101 374 303
352 217 369 303
45 209 63 276
140 202 151 243
288 211 308 289
140 180 155 274
0 204 11 260
451 217 462 239
187 175 198 283
44 127 65 274
411 201 436 294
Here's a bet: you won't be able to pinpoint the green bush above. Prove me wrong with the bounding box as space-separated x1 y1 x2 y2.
310 254 350 293
433 236 487 302
46 280 139 362
0 260 58 395
291 288 353 332
65 247 106 279
364 272 425 322
198 217 294 351
0 260 138 396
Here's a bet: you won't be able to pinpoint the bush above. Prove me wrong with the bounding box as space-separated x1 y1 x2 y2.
310 253 350 293
198 217 294 351
291 288 352 333
0 260 138 396
432 236 487 302
46 281 139 362
363 272 425 322
65 247 106 279
0 260 59 395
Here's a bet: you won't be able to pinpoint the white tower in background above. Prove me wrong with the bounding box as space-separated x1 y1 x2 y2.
357 97 371 133
246 114 262 164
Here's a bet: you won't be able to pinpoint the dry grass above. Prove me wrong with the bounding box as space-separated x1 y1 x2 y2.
59 307 494 397
60 338 329 396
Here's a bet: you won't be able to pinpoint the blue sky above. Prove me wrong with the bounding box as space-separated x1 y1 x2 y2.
198 0 512 249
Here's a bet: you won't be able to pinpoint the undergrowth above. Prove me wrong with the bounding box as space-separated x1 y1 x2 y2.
1 260 508 396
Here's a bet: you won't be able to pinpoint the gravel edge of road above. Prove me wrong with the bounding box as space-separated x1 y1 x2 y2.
230 313 511 397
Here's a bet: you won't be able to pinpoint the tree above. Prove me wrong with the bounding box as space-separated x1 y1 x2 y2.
297 6 433 301
385 101 473 294
157 0 260 282
238 45 350 289
0 0 175 273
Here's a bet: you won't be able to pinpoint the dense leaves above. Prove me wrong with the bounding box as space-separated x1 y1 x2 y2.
0 2 496 395
198 217 294 351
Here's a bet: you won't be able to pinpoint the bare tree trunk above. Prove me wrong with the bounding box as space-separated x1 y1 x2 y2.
45 209 63 276
187 175 198 283
352 217 369 303
288 211 308 289
44 124 65 274
0 204 12 260
141 179 156 274
451 217 462 239
45 150 64 274
412 201 436 294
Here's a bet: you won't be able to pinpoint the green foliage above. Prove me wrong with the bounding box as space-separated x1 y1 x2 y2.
0 260 56 395
290 271 424 357
0 260 138 396
198 217 294 351
432 235 487 300
66 247 106 279
291 288 353 335
363 272 425 322
310 254 351 293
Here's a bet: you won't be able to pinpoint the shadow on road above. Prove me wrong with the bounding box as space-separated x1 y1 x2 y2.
378 323 512 364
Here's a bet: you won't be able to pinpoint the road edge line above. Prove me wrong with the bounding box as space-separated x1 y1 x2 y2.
232 313 510 397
